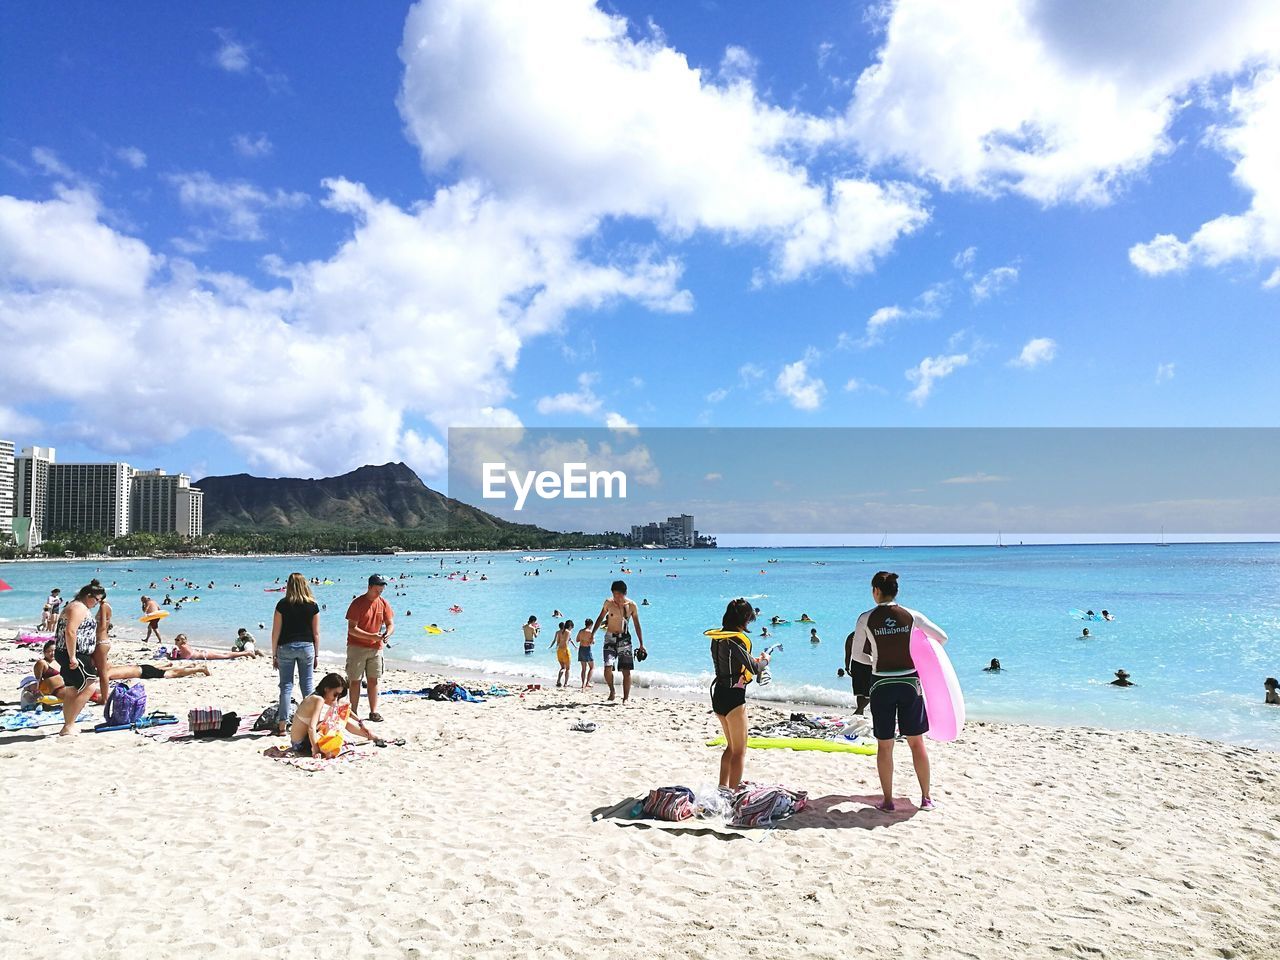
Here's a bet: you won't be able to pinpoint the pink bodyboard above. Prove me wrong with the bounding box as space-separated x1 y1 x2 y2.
910 627 965 741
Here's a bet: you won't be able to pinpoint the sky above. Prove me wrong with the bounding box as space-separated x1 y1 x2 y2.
2 0 1278 502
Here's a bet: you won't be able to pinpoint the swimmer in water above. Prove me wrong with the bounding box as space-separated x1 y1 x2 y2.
809 628 820 644
1101 610 1114 621
1110 669 1135 687
1265 677 1279 705
984 658 1002 673
1081 627 1091 639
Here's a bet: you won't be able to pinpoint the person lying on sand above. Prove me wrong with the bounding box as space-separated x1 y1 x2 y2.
170 634 261 661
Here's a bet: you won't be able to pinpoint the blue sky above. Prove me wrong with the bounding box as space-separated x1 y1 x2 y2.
2 1 1277 491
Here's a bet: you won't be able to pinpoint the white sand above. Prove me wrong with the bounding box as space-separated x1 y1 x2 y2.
1 625 1277 960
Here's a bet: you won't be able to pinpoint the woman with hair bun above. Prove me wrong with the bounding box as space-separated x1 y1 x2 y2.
849 571 949 812
53 580 108 735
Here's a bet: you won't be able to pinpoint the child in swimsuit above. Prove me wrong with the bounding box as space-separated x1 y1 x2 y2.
550 621 576 688
577 619 595 690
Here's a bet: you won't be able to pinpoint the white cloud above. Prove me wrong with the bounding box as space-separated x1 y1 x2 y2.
1010 336 1058 369
1129 233 1193 274
31 147 75 181
398 0 928 280
850 280 949 348
214 29 251 73
231 133 274 159
1130 67 1280 283
603 411 638 432
971 264 1019 301
115 146 147 170
845 0 1280 205
168 172 308 243
0 187 157 298
953 245 976 269
739 363 765 385
537 373 602 417
906 352 969 405
0 178 689 477
941 471 1008 485
705 387 729 404
1156 362 1176 383
775 355 826 410
843 378 865 392
704 472 723 482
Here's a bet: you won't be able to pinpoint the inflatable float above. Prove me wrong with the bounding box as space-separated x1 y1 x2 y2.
706 735 876 755
16 633 53 646
423 625 443 635
909 627 965 741
139 611 170 623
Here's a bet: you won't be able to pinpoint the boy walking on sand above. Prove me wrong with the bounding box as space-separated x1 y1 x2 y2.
590 580 645 704
577 619 596 690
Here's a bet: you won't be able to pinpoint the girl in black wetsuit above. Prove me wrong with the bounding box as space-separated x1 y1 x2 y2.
706 598 770 791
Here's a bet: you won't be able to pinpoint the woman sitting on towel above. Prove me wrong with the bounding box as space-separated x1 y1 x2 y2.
290 673 383 756
169 634 261 661
706 599 770 791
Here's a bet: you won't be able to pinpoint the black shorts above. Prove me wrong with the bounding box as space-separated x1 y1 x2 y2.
870 675 928 740
54 645 97 692
710 681 746 717
848 660 872 697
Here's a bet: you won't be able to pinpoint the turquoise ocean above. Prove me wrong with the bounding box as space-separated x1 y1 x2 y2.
3 544 1278 749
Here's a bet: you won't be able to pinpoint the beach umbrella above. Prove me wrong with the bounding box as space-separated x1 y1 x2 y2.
0 578 12 591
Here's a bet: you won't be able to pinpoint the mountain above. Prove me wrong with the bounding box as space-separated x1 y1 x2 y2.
195 462 519 534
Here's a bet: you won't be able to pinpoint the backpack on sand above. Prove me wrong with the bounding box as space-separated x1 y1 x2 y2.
105 682 147 726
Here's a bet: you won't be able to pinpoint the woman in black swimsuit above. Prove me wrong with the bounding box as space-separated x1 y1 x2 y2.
54 580 108 736
706 598 770 791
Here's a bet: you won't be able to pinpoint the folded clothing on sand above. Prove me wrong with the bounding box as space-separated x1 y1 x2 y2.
729 783 808 827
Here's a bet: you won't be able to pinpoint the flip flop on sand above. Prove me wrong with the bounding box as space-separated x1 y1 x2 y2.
373 737 407 747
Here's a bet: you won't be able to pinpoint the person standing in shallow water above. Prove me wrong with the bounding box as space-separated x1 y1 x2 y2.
851 571 949 812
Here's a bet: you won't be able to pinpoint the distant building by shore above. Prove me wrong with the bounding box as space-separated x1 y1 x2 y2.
629 513 716 548
2 441 204 546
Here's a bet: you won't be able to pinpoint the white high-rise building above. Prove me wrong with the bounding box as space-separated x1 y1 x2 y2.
0 439 13 541
14 446 55 547
131 469 204 537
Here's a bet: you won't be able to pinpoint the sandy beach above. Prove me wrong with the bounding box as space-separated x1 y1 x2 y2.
1 623 1277 960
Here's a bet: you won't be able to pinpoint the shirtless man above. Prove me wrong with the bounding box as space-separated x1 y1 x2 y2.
590 580 646 704
141 596 163 644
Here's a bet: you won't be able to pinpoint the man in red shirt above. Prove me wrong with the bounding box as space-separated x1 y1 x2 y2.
345 574 395 721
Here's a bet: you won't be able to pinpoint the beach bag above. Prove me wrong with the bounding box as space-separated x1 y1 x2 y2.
189 707 238 737
105 682 147 726
729 783 809 827
252 699 297 732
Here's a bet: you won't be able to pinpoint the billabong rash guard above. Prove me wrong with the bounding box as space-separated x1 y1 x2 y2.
852 602 948 674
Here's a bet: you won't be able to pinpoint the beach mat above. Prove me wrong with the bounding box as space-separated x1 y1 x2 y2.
590 796 767 842
706 735 877 755
262 744 369 772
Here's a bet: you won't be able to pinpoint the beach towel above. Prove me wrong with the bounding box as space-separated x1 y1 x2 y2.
729 783 808 828
592 796 767 842
262 743 369 772
642 786 696 821
2 709 89 731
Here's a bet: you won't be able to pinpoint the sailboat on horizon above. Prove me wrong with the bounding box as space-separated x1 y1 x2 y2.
997 531 1007 548
1158 525 1170 546
879 532 890 549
